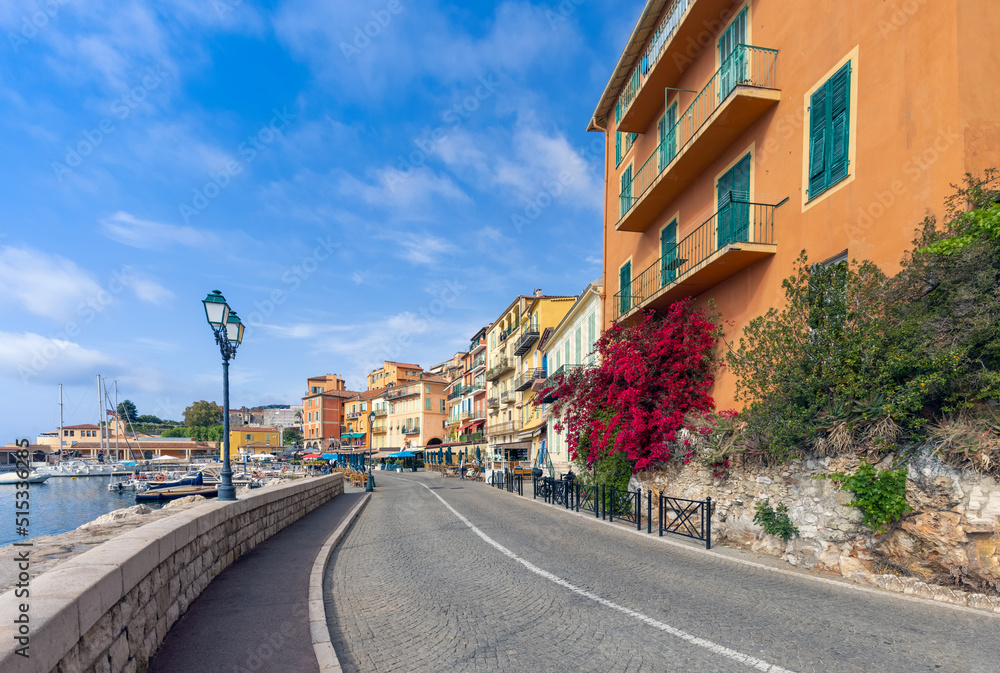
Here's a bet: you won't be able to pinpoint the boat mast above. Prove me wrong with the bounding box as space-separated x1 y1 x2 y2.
58 383 63 466
97 374 104 460
114 380 120 462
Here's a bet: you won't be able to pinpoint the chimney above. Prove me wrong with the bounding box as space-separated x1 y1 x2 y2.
534 288 543 297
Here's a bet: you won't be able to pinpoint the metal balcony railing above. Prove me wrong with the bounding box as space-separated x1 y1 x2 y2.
500 391 513 405
371 421 387 433
487 396 500 408
614 199 776 320
618 45 778 222
616 0 692 120
385 386 420 401
346 411 362 419
447 384 465 400
486 358 514 381
472 355 486 369
486 421 516 436
514 368 547 392
372 406 388 417
513 330 540 356
401 425 420 435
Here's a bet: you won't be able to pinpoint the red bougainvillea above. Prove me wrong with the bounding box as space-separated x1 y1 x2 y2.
544 299 721 473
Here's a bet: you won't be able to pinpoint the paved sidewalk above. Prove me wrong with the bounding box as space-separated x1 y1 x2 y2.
149 491 366 673
325 472 998 673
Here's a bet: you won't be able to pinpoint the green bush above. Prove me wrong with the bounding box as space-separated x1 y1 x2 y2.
752 499 799 542
823 461 911 535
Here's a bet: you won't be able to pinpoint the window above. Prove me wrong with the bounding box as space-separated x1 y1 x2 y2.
808 62 852 199
246 434 252 441
619 165 633 218
440 399 445 412
718 7 747 101
717 154 751 247
619 260 632 314
587 312 596 362
657 103 677 169
574 327 582 365
425 398 431 410
661 220 678 285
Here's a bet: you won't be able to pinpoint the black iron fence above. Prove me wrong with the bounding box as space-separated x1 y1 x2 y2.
518 474 712 548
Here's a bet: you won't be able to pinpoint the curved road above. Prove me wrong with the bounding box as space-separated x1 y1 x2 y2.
324 472 998 673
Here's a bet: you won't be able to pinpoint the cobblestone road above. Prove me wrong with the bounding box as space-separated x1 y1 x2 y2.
324 472 999 673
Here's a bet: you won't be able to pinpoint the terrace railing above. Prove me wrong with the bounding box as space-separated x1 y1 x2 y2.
615 0 692 119
619 45 778 222
614 199 776 319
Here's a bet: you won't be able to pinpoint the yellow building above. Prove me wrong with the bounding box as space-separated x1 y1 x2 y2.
226 427 280 458
367 361 424 390
486 291 576 463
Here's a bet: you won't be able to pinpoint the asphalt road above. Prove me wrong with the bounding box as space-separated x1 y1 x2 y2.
325 472 999 673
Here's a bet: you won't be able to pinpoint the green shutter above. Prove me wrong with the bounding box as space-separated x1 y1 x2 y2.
808 83 828 197
620 261 631 314
619 165 632 218
661 220 678 285
615 131 622 166
828 63 851 184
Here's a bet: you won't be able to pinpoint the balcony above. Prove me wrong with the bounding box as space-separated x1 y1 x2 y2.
486 358 514 381
372 421 387 433
466 381 485 394
499 325 517 342
500 391 514 405
615 0 749 133
540 364 581 403
385 386 420 401
487 421 516 436
372 406 388 417
513 330 540 356
615 199 777 321
514 368 547 392
487 396 500 409
472 355 486 370
346 411 362 420
447 384 465 400
617 44 780 233
402 425 420 435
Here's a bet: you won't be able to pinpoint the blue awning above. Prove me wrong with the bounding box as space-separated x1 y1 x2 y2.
387 450 416 458
320 453 336 460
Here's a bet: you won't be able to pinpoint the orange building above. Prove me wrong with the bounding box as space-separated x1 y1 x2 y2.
591 0 1000 408
302 374 359 449
367 361 424 390
344 388 387 450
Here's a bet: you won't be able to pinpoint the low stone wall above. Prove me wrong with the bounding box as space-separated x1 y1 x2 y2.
635 451 1000 607
0 474 344 673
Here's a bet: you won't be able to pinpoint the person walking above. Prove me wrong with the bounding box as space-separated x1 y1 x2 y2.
459 455 466 480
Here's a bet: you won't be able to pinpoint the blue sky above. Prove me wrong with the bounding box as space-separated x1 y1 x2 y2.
0 0 635 438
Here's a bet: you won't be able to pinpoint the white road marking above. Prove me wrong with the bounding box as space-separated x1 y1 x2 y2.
416 481 797 673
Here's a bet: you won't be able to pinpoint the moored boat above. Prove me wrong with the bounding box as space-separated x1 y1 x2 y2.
0 472 51 484
135 485 218 502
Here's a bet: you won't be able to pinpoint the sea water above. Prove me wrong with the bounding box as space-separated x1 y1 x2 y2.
0 476 165 547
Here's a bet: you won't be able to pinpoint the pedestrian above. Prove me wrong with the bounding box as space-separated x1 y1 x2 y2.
459 455 465 480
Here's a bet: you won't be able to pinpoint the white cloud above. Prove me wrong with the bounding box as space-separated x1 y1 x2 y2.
394 232 455 265
0 331 111 384
340 166 469 211
100 211 217 249
0 246 104 320
126 271 174 304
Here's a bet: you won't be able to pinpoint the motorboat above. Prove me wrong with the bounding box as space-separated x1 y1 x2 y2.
0 471 51 484
135 485 219 502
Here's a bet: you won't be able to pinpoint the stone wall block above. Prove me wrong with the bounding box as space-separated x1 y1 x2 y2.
108 632 129 672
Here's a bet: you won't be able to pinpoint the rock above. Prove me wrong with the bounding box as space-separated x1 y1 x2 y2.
756 476 772 484
79 505 153 529
163 495 207 508
840 555 867 579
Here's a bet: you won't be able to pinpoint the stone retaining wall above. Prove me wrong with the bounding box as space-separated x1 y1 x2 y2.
0 474 344 673
635 451 1000 610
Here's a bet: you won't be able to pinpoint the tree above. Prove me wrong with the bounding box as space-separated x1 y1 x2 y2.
184 400 223 427
116 399 138 421
544 299 722 473
135 414 163 424
283 427 303 445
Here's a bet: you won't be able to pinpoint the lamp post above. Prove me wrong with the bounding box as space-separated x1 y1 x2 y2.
202 290 245 502
366 410 375 491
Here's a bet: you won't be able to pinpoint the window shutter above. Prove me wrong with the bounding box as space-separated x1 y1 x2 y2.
615 131 622 166
828 63 851 184
657 115 667 169
808 84 828 197
619 262 631 314
619 166 632 218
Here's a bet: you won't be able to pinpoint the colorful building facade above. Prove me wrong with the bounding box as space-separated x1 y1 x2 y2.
591 0 1000 409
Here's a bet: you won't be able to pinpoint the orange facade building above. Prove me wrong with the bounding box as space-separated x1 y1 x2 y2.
592 0 1000 408
302 374 358 449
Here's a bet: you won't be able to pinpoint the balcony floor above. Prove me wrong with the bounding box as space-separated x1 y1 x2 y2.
618 241 775 321
617 86 780 233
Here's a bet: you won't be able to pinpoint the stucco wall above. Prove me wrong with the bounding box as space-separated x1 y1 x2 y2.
0 474 344 673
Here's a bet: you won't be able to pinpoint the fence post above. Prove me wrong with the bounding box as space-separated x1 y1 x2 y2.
601 484 605 520
705 496 712 550
647 489 652 534
608 486 614 523
575 482 580 512
533 474 536 499
658 494 663 537
636 490 641 531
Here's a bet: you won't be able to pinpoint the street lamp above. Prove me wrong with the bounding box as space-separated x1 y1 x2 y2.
366 410 375 491
202 290 245 501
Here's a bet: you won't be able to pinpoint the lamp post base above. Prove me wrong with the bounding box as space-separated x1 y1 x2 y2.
217 484 237 501
366 472 374 492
